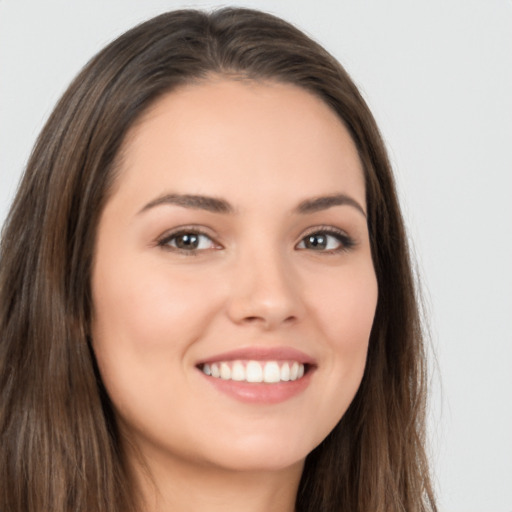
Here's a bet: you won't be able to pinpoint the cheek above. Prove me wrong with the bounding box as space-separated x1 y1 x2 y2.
292 266 377 450
91 256 222 356
308 265 378 412
89 257 225 434
312 267 378 351
89 256 228 421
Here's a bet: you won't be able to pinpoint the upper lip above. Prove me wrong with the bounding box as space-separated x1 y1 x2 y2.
197 346 316 366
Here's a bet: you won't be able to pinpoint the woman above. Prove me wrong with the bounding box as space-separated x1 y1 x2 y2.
0 8 437 512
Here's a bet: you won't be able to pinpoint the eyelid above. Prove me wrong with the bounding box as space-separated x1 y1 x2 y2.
154 224 356 255
296 225 356 252
156 225 222 254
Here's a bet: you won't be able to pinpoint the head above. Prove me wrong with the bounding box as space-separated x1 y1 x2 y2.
0 8 435 512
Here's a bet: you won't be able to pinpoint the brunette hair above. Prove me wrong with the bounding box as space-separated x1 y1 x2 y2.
0 8 436 512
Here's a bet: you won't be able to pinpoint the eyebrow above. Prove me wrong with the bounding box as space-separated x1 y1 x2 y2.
295 194 366 217
138 194 234 215
138 192 366 217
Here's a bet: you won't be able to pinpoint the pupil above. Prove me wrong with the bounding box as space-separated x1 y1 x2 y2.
177 234 198 249
307 234 326 249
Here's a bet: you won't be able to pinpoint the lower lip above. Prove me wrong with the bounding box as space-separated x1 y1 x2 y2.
199 369 313 404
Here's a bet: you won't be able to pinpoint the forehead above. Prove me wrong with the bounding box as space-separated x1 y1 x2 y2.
114 79 365 209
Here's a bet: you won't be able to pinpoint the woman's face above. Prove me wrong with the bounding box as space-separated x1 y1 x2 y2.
91 79 378 475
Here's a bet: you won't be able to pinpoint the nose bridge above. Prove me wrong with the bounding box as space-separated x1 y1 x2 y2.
226 235 301 328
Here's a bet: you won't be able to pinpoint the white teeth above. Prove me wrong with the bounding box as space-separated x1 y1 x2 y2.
263 361 280 383
231 361 245 381
290 362 299 380
220 362 231 380
246 361 263 383
211 363 220 378
280 362 290 381
201 360 306 383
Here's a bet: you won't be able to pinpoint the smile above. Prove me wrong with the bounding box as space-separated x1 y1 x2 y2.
200 360 306 383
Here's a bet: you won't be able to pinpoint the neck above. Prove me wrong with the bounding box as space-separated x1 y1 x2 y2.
127 447 304 512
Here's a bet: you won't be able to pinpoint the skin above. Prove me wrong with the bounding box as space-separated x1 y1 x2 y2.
91 78 378 512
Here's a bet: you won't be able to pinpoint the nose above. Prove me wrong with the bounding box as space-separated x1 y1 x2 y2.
226 246 303 330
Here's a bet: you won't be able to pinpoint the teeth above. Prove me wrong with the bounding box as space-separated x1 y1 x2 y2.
220 362 231 380
211 363 220 378
263 361 280 383
201 360 306 383
280 362 290 381
290 362 299 380
231 361 245 381
246 361 263 382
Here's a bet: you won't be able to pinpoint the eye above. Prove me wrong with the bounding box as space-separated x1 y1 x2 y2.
296 229 355 252
158 229 219 253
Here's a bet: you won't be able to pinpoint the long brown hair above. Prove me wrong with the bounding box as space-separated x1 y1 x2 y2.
0 8 436 511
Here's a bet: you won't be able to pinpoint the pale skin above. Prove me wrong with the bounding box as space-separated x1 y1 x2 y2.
91 78 378 512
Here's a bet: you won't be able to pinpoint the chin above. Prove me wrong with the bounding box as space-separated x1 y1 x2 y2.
207 448 307 474
193 427 321 474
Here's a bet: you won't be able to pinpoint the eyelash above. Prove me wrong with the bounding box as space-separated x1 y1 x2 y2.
157 227 219 256
297 226 356 253
157 226 356 256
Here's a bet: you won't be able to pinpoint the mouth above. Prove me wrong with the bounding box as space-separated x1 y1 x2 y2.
198 360 309 383
195 347 316 403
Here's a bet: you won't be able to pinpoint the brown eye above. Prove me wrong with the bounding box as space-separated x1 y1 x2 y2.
174 233 200 250
302 233 330 250
159 231 217 252
296 230 354 252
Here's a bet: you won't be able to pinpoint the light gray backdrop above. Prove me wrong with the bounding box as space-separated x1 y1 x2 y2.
1 1 511 511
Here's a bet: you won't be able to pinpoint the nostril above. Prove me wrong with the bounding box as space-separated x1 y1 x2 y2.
227 282 303 328
240 314 298 329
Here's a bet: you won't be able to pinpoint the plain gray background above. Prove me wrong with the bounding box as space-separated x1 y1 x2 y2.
1 1 511 511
